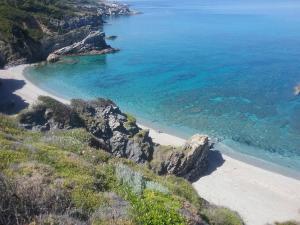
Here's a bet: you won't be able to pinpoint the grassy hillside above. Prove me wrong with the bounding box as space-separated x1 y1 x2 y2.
0 114 245 225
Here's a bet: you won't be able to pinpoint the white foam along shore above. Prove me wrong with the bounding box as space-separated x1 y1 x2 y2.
1 64 300 225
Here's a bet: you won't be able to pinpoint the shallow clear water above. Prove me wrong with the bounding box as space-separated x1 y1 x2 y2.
27 0 300 172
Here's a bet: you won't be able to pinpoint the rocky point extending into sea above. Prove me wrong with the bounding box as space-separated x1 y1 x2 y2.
0 0 136 68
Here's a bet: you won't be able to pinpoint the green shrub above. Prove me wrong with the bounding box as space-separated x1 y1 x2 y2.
124 113 137 131
37 96 84 128
201 206 244 225
71 187 105 214
274 221 300 225
120 188 186 225
0 114 23 135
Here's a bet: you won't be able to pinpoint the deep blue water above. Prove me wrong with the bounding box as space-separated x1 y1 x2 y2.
27 0 300 173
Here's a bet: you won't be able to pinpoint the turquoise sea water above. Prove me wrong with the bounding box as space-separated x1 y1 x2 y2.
27 0 300 174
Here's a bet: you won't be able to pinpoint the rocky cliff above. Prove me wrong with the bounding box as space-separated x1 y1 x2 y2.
18 96 211 178
0 0 133 68
151 135 212 181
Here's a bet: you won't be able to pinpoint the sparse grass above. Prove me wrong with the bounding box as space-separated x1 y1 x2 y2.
274 221 300 225
124 113 137 129
201 206 244 225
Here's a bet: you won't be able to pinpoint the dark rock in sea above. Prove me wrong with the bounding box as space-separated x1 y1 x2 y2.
294 84 300 96
106 35 118 40
151 134 212 181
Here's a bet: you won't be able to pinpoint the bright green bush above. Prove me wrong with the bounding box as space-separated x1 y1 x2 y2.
119 187 186 225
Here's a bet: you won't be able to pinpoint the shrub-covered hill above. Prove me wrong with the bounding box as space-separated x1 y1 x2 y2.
0 0 131 67
0 113 245 225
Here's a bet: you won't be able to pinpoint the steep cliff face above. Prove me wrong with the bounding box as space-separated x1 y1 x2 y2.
151 135 212 181
0 0 133 68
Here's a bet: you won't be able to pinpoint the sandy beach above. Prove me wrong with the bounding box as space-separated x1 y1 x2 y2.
1 65 300 225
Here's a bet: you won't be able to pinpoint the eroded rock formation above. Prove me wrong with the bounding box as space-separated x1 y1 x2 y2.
151 134 212 181
18 96 211 178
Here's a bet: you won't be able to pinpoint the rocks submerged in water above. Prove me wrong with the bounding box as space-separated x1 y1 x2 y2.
294 84 300 96
106 35 118 40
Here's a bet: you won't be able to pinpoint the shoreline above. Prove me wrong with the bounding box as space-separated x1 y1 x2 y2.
1 64 300 225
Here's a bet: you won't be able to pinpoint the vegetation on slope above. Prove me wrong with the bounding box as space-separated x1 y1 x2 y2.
0 114 245 225
0 0 80 41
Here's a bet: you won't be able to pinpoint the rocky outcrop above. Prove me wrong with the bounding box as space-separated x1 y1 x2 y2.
98 2 137 16
18 96 211 178
151 134 212 181
0 0 133 68
41 26 92 58
50 31 118 58
106 35 118 40
71 98 153 163
46 53 60 63
18 96 154 163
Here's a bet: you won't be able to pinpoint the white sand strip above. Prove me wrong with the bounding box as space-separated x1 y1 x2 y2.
1 64 300 225
0 65 70 105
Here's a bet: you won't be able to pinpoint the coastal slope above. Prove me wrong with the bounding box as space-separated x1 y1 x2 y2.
1 65 300 225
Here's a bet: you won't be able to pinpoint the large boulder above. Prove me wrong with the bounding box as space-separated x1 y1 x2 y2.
46 53 60 63
71 98 154 163
151 134 212 181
